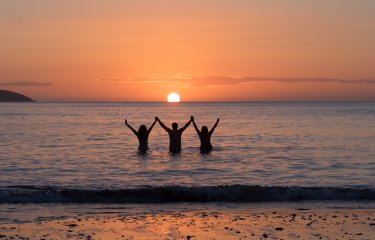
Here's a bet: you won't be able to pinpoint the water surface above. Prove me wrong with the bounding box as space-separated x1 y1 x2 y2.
0 102 374 189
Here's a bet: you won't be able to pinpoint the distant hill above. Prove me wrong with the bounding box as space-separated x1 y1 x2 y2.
0 90 34 102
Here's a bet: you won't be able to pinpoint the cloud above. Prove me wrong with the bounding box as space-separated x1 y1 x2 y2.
186 76 375 86
0 81 53 86
99 76 375 87
99 78 190 86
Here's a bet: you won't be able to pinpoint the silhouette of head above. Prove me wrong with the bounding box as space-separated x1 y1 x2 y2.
201 126 209 135
138 125 148 138
172 122 178 130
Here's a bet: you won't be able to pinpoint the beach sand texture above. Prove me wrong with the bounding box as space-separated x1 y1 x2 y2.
1 208 374 240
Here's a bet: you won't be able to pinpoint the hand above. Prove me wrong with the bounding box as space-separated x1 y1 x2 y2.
191 116 194 121
155 117 159 121
125 119 128 124
217 118 220 122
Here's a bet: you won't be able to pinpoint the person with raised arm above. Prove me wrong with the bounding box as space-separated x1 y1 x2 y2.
124 117 157 153
156 116 192 154
191 116 220 153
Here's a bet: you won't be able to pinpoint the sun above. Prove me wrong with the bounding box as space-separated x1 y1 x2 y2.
167 92 181 102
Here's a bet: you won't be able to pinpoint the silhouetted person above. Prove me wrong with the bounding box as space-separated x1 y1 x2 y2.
192 116 220 153
156 117 192 154
125 118 157 153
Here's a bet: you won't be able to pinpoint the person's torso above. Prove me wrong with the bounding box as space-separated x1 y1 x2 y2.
199 135 212 149
168 131 182 151
137 136 149 151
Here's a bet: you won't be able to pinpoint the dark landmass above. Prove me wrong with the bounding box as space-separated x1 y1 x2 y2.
0 90 34 102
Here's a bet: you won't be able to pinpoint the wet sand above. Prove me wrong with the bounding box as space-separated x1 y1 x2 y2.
0 208 374 240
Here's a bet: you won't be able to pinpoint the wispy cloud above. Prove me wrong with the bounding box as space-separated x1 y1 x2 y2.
99 76 375 87
0 81 53 86
99 77 190 86
185 76 375 86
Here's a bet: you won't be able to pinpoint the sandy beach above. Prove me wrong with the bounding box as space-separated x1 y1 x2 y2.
1 204 374 240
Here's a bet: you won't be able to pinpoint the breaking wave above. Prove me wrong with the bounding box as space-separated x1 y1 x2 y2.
1 185 374 203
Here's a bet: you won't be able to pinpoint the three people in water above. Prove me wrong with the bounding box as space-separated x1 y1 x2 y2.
124 116 220 154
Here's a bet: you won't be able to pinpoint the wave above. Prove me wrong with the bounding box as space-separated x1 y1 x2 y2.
1 185 374 203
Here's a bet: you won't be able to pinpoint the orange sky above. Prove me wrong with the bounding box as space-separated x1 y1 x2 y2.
1 1 374 101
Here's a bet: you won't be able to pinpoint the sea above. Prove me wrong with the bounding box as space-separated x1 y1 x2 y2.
0 102 374 206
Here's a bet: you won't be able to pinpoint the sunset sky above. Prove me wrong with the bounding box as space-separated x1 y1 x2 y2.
1 0 374 101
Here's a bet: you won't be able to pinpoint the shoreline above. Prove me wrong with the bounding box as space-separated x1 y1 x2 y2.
1 202 374 239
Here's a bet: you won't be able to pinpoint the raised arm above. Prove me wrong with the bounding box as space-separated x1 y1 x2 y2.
156 117 171 133
191 116 201 135
209 118 220 135
147 118 157 134
179 118 192 133
125 119 138 136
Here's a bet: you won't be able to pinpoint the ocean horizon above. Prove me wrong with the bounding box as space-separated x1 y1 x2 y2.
4 100 374 103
